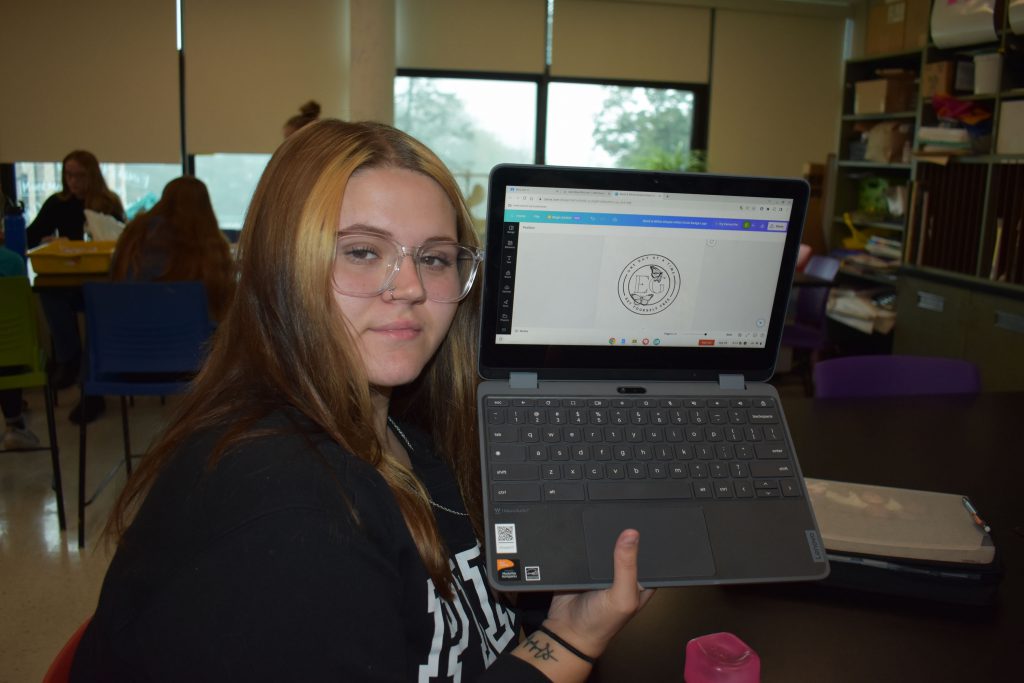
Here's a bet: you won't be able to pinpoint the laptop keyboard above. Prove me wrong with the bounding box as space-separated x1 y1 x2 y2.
484 396 803 503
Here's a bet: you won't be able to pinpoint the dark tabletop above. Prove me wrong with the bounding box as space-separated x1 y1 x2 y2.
592 392 1023 682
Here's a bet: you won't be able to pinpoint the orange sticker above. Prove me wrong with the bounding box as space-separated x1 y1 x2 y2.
496 559 516 571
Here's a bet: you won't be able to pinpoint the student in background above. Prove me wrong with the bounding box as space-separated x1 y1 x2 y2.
110 176 235 322
0 224 39 450
282 99 321 138
26 151 125 424
26 150 124 246
71 121 652 682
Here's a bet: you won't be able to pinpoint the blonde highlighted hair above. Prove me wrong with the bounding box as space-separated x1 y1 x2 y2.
106 121 483 599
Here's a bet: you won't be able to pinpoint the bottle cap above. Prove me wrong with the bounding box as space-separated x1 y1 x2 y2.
684 632 760 683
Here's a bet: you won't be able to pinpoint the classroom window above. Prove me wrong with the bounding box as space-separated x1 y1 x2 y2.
394 75 538 232
546 82 704 171
14 162 180 224
193 153 272 230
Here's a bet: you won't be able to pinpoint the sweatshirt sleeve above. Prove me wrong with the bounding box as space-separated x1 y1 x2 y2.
26 195 60 248
126 506 414 682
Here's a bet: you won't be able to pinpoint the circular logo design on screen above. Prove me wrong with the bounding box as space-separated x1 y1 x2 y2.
618 254 680 315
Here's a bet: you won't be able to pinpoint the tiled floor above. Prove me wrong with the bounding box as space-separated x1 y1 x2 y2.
0 374 808 681
0 386 178 682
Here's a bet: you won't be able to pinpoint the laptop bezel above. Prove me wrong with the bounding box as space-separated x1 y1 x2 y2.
478 164 810 383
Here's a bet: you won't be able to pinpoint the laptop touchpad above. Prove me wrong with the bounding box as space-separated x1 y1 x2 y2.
582 504 716 581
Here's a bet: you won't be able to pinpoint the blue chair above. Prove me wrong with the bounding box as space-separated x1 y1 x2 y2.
813 355 981 398
77 281 213 547
782 255 841 394
0 276 66 531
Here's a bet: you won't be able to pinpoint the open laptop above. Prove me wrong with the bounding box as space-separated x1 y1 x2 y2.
476 164 829 591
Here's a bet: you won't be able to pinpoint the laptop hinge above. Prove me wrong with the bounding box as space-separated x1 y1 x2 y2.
508 372 539 390
718 374 746 391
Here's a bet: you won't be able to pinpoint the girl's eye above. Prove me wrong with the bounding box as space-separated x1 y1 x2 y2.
340 241 384 263
419 250 455 270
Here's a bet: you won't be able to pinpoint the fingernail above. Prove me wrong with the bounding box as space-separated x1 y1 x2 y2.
623 530 639 546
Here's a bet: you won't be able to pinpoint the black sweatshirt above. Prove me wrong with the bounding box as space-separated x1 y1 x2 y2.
26 194 87 247
70 411 547 682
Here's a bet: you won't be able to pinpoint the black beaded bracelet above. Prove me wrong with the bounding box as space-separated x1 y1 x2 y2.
537 625 596 665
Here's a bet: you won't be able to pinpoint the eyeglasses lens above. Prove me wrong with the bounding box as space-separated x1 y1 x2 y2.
334 234 477 302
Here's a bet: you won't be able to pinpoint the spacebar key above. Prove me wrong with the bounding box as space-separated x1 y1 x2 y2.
588 480 692 500
493 483 541 502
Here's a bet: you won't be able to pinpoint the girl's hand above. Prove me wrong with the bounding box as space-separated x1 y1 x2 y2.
543 528 655 659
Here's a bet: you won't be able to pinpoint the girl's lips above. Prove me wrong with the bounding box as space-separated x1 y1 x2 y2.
371 322 422 340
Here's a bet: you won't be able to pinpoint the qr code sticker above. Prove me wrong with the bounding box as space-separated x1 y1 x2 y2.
525 566 541 581
495 524 517 554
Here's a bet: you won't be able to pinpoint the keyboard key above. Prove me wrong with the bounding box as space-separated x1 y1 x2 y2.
756 489 781 498
780 479 802 497
589 480 692 500
488 427 517 442
489 445 526 462
586 464 605 479
649 464 668 479
544 483 585 501
754 443 789 460
486 398 510 407
492 464 539 481
754 479 779 489
763 425 783 441
542 465 560 479
714 482 734 498
607 464 625 479
565 464 583 480
735 480 754 498
627 463 646 478
749 410 779 424
493 483 540 502
669 463 688 478
750 462 795 477
730 463 750 478
694 482 713 498
486 409 505 424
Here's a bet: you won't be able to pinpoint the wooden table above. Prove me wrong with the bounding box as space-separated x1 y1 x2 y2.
592 392 1022 682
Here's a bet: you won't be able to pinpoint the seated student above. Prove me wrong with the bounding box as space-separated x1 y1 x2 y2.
109 176 235 322
0 232 39 450
71 121 653 682
26 150 125 424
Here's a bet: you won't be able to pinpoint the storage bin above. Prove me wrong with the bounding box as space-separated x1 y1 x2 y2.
27 240 116 274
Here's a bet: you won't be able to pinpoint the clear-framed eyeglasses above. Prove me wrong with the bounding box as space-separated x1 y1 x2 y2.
333 231 484 303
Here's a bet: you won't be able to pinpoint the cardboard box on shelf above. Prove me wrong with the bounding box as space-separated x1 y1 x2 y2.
854 76 916 114
902 0 931 51
865 0 930 56
866 0 906 56
922 61 955 98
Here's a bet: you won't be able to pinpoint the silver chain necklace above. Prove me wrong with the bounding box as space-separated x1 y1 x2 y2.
387 416 470 518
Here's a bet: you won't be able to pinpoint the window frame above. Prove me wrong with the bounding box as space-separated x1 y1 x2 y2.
395 67 709 167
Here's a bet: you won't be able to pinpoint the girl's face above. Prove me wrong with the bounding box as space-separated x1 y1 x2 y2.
333 167 460 390
64 159 89 199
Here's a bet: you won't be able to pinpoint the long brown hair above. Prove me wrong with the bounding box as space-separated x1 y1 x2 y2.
109 176 236 321
106 121 483 599
58 150 124 217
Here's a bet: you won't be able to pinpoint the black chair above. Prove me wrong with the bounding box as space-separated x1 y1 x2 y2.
77 281 213 547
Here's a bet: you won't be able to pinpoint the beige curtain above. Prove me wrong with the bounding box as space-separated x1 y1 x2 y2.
0 0 179 163
551 0 711 83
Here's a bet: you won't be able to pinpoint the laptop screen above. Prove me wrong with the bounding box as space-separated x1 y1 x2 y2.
478 165 808 382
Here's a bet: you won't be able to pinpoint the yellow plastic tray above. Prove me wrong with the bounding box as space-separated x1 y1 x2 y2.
28 239 116 274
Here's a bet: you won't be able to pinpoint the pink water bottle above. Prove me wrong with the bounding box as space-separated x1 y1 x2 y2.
684 632 760 683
